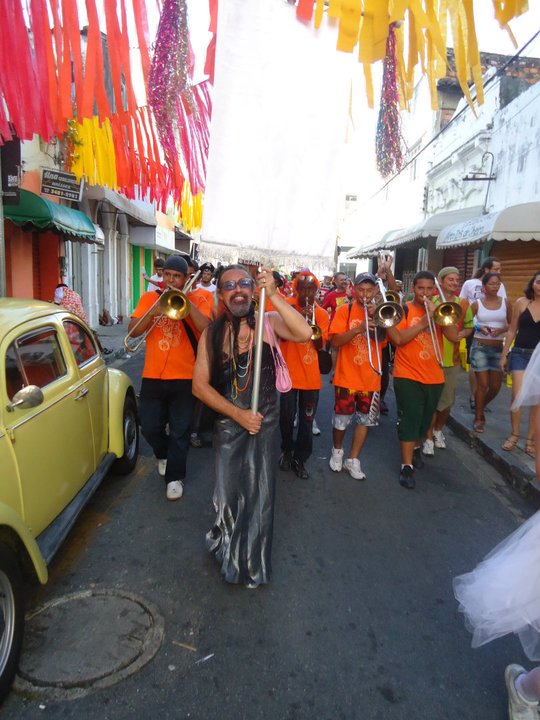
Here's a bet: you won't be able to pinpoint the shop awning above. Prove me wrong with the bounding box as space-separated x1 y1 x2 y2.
382 206 485 248
436 202 540 248
4 189 96 241
346 236 397 259
84 186 156 226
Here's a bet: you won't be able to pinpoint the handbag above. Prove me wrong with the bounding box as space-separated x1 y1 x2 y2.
317 348 333 375
264 317 292 393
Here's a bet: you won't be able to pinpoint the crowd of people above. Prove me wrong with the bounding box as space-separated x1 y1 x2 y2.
132 254 540 718
126 255 539 589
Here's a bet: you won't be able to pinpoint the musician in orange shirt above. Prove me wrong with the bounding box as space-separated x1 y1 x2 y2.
328 272 386 481
129 255 213 501
279 272 330 479
386 271 459 490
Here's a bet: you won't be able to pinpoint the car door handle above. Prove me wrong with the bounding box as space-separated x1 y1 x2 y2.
74 387 89 401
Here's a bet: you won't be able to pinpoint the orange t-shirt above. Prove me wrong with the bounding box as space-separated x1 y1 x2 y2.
280 301 330 390
329 302 385 392
132 289 213 380
392 302 444 384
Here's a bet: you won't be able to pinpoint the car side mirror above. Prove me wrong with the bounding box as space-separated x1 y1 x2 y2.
7 385 44 412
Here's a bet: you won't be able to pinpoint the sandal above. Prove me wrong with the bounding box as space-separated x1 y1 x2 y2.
473 420 485 433
525 437 536 458
501 434 520 452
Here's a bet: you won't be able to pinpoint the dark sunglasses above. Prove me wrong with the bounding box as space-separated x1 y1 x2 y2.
220 278 254 291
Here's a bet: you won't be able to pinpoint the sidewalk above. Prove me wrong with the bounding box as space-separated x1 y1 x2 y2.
95 321 539 504
93 321 131 365
447 370 538 502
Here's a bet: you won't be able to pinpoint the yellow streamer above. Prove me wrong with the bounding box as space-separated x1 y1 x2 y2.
308 0 530 111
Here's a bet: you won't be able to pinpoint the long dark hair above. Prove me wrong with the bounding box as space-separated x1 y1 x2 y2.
207 264 256 389
474 256 500 279
524 270 540 300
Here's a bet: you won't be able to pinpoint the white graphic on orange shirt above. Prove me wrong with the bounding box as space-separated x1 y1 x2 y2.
410 316 435 361
157 316 183 353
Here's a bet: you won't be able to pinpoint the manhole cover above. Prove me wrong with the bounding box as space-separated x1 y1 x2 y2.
14 588 164 700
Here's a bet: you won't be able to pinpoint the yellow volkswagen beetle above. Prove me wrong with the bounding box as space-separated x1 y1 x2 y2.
0 298 139 701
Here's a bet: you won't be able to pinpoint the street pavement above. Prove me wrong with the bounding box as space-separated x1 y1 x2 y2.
2 324 538 719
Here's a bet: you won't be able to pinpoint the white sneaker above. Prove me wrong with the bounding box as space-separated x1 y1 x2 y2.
422 439 435 456
433 430 446 449
158 458 167 476
505 664 539 720
312 419 321 436
329 447 343 472
166 480 184 501
344 458 366 480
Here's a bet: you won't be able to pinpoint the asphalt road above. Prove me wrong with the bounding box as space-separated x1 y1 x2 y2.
3 352 535 720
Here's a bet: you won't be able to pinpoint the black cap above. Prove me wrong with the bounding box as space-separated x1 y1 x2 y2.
200 262 215 273
354 272 377 285
163 255 188 274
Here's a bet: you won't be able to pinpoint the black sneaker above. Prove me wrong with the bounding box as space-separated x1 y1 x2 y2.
279 451 293 471
292 458 309 479
399 465 415 489
412 447 424 469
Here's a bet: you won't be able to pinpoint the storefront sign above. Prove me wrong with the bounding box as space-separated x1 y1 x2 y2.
1 136 21 205
41 168 83 202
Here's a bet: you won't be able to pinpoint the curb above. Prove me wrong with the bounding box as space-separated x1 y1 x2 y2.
447 412 540 506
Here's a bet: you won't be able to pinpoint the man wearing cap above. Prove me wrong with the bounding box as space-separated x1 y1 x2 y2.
386 271 459 490
422 267 474 456
197 263 217 293
128 255 213 500
328 272 386 481
278 271 330 479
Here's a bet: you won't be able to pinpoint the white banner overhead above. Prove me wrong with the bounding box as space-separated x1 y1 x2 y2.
202 0 352 262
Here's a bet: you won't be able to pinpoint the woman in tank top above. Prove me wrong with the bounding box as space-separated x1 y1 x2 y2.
500 270 540 455
469 273 512 433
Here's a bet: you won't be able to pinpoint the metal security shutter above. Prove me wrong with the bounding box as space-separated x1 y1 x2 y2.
494 241 540 302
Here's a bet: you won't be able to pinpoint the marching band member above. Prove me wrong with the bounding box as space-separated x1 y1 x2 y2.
278 271 329 479
386 271 459 490
128 255 213 501
328 272 386 481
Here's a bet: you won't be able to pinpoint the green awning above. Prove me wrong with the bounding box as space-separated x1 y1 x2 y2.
4 189 96 241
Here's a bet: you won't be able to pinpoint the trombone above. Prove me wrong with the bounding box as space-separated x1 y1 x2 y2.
124 270 200 354
423 277 463 366
374 279 404 329
363 280 404 375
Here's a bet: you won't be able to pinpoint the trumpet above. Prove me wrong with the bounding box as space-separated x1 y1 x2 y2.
306 301 322 342
423 277 463 366
124 270 200 354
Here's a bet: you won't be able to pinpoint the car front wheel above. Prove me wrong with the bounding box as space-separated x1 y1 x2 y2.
112 395 139 475
0 545 24 704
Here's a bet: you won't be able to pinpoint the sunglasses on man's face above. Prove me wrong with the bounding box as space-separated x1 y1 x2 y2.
220 278 254 291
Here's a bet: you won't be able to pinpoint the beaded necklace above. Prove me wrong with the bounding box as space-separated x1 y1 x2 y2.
228 322 253 400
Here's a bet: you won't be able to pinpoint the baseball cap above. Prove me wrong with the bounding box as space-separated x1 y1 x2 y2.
354 272 377 285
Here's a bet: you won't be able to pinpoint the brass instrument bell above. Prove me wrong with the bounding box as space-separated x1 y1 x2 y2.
432 300 463 326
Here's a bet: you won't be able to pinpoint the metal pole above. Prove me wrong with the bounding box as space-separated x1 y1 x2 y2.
0 152 6 297
250 285 266 417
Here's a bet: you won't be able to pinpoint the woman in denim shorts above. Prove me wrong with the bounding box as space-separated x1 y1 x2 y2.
500 270 540 455
470 273 511 433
